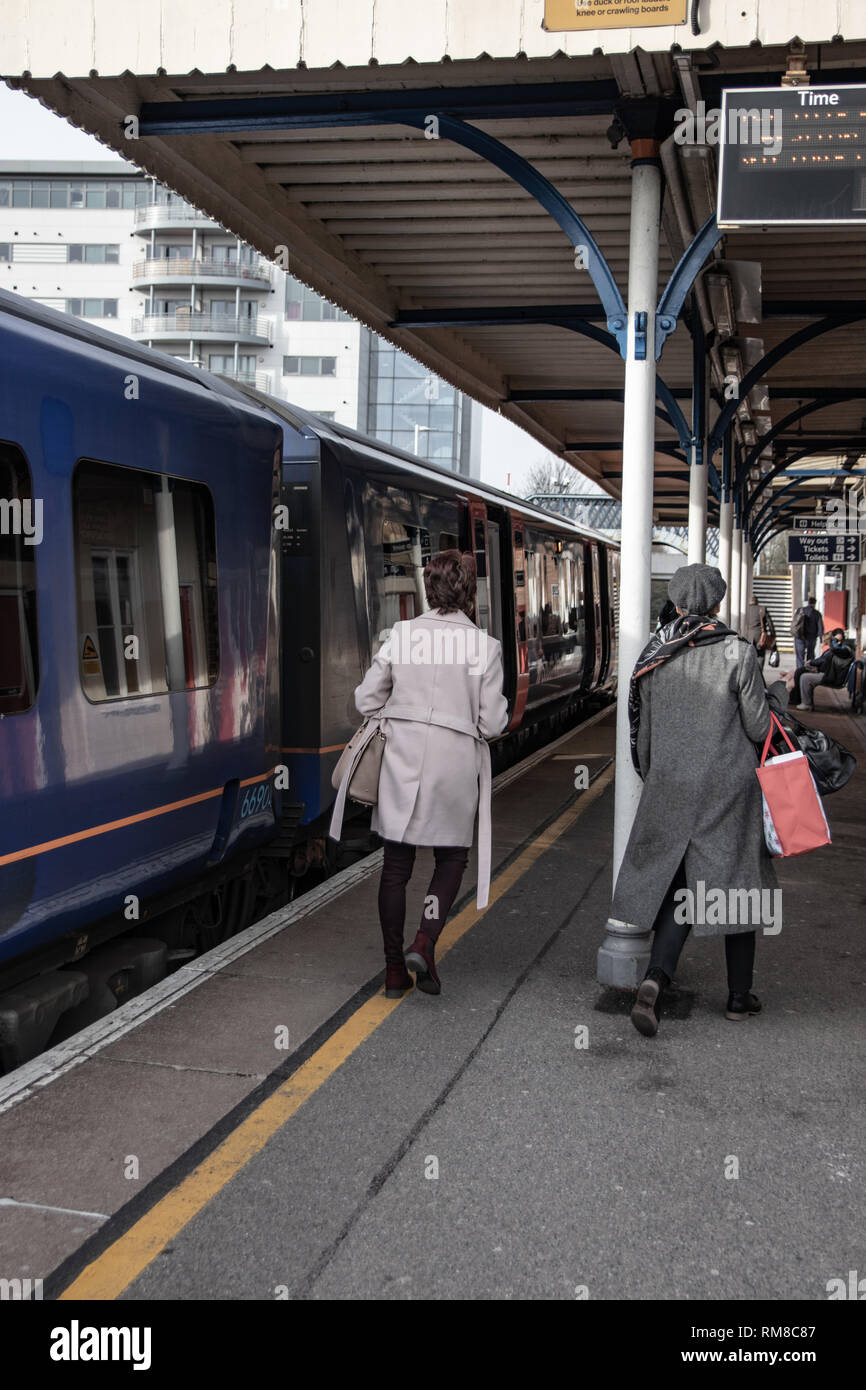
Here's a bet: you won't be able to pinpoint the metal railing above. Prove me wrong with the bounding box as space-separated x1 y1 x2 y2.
526 494 720 559
132 257 271 283
131 313 271 341
134 204 222 226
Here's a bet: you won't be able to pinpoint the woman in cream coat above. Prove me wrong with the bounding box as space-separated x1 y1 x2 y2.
333 550 508 997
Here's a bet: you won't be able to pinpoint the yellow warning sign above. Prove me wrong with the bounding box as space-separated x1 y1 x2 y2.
544 0 687 30
81 633 101 675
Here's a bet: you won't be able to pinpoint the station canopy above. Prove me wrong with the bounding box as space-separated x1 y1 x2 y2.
5 2 866 533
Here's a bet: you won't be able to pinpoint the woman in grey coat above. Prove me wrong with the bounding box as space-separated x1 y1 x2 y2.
609 564 777 1037
343 551 508 998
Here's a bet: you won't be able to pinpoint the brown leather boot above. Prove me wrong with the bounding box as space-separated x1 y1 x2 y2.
405 931 441 995
385 963 413 999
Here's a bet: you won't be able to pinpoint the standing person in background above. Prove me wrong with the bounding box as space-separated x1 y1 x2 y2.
607 564 778 1038
745 594 776 674
331 551 508 999
792 596 824 669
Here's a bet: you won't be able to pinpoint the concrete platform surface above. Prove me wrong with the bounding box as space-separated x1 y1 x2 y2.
1 695 863 1301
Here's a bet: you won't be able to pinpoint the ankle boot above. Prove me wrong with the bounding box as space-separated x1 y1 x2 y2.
405 931 441 995
725 991 762 1021
630 967 668 1038
385 962 413 998
380 913 412 998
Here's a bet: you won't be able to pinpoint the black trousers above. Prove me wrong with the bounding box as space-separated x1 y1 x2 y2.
648 861 756 995
378 841 469 959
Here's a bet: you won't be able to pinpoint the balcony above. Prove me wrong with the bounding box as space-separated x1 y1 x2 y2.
131 257 272 290
175 361 274 393
130 312 272 345
134 203 224 233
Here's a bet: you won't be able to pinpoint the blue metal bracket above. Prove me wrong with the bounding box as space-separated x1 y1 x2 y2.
633 311 648 361
392 112 628 335
655 378 691 451
655 214 723 360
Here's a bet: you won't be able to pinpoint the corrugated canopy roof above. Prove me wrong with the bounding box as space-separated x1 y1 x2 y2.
6 22 866 533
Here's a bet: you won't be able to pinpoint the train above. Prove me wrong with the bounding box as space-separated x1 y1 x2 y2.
0 287 619 1070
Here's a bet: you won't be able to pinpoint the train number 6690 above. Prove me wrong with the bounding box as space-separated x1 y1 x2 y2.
240 783 274 819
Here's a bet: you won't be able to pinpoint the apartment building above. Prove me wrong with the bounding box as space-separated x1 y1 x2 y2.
0 159 478 475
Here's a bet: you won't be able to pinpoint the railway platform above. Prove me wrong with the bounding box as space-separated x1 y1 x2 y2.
1 693 863 1304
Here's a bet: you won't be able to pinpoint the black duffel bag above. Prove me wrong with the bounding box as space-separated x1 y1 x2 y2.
774 710 857 796
764 680 857 795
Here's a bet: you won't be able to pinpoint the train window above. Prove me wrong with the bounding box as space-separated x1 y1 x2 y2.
523 528 586 677
172 481 219 689
74 461 218 701
0 442 40 714
379 519 430 636
439 532 458 551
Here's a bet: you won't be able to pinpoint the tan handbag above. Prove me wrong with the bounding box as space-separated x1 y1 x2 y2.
330 720 386 806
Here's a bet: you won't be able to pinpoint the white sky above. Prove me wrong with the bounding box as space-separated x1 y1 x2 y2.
0 83 593 496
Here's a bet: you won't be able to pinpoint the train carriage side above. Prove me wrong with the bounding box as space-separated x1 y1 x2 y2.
0 296 282 995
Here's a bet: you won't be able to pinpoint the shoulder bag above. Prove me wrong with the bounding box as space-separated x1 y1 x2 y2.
330 719 386 807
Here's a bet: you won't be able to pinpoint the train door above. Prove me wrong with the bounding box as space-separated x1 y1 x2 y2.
606 547 620 685
467 499 503 641
588 543 604 688
597 546 611 685
507 514 530 728
464 499 525 724
486 519 503 641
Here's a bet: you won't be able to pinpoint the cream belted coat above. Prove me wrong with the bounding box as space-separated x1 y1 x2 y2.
329 609 508 908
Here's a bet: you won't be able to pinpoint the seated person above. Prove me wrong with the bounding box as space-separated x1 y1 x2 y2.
788 629 854 711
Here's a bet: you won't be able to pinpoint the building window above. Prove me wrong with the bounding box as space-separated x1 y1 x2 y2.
0 442 40 715
0 179 145 209
369 342 461 463
67 244 121 264
282 355 337 376
66 299 119 319
74 461 219 701
0 244 9 262
208 353 256 380
284 277 350 322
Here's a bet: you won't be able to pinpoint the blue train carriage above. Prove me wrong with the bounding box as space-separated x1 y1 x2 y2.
0 290 282 1064
226 385 619 872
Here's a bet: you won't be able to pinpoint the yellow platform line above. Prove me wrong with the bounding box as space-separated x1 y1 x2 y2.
59 762 614 1301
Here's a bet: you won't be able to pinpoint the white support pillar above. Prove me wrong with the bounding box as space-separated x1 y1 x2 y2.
743 537 754 626
597 157 661 989
718 495 734 627
730 525 742 633
155 477 186 691
687 450 708 564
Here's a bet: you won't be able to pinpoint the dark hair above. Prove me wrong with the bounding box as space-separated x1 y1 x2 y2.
423 549 477 619
807 596 817 604
832 628 845 639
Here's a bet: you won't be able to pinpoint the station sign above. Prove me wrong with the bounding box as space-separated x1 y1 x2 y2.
717 85 866 228
787 532 862 564
543 1 687 31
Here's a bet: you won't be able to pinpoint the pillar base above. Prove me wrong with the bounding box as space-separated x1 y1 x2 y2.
596 917 651 988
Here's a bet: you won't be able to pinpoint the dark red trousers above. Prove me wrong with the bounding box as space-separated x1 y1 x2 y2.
378 840 469 962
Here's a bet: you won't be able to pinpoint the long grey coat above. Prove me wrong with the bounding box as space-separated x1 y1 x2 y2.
610 636 776 937
354 609 508 848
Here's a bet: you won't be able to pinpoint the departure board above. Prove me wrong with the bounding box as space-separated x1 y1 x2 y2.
717 85 866 227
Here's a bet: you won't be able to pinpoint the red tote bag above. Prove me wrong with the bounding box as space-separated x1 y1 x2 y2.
756 713 831 858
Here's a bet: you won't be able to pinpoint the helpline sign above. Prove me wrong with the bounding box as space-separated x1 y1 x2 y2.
544 0 687 30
